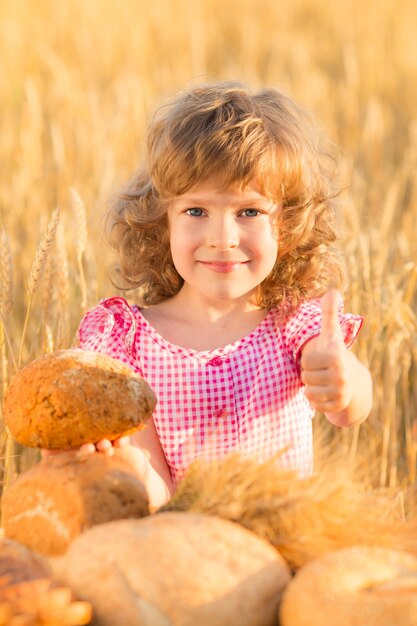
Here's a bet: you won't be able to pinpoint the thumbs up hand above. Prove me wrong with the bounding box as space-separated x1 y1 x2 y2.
300 290 353 415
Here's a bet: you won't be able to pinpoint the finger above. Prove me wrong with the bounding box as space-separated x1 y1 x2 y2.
77 443 96 456
96 439 112 452
95 439 115 457
301 368 331 386
96 439 111 451
320 290 343 346
309 399 339 413
304 385 337 404
112 436 130 448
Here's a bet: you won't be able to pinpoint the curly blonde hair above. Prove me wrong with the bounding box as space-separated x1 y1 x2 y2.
105 81 345 313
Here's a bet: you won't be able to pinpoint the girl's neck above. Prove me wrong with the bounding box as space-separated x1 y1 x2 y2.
172 286 261 321
141 289 268 351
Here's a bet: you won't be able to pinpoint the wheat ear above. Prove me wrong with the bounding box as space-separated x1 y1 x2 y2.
0 229 13 316
18 208 61 368
0 230 17 377
0 228 17 374
0 227 17 487
27 208 61 298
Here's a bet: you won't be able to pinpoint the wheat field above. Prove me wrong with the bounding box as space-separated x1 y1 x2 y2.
0 0 416 496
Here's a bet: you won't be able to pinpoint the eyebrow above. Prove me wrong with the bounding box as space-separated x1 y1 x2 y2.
175 196 273 206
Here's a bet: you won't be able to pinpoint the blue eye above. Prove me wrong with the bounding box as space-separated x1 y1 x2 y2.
241 209 260 217
186 208 204 217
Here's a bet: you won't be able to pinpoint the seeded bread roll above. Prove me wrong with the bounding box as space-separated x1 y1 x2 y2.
279 546 417 626
3 348 156 449
2 451 149 556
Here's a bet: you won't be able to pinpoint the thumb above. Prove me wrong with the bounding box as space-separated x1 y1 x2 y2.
319 290 344 347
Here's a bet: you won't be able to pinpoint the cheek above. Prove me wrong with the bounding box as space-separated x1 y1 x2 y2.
256 236 279 279
169 236 182 267
254 227 279 262
264 245 279 275
169 228 195 273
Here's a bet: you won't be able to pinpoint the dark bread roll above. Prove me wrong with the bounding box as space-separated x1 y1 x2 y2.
2 451 149 556
3 348 156 449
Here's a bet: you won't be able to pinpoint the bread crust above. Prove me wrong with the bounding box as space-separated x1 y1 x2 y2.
0 537 51 585
2 451 150 556
55 512 291 626
280 546 417 626
0 538 92 625
3 349 156 448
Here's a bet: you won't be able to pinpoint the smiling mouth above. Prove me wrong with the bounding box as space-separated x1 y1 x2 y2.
198 261 248 273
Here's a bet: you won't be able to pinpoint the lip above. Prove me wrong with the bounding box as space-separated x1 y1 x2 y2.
198 261 248 273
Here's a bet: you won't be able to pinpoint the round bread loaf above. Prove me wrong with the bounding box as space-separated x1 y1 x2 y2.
279 546 417 626
3 348 156 449
2 451 149 556
0 538 92 625
52 512 291 626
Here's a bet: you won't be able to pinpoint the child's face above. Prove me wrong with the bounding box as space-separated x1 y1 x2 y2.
167 180 279 307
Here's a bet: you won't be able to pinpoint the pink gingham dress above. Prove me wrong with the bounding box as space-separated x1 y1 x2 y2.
77 296 362 485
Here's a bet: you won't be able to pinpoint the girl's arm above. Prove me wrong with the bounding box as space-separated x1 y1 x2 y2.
94 418 173 511
123 418 174 510
300 291 372 428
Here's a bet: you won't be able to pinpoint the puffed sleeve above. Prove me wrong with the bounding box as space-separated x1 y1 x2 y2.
76 296 143 375
281 296 363 366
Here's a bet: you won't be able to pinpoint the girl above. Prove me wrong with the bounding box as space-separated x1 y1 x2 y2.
75 81 372 508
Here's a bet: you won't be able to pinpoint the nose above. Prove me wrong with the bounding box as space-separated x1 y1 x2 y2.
206 215 239 250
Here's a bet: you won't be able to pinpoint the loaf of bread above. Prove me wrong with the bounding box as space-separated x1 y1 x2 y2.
0 536 51 582
3 348 156 449
279 546 417 626
0 538 92 625
2 451 149 556
53 512 291 626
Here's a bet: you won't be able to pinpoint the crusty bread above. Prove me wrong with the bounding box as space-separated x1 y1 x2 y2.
0 538 92 625
279 546 417 626
0 537 51 583
2 451 149 557
3 349 156 449
53 512 291 626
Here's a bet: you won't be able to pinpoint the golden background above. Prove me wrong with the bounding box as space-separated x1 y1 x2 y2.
0 0 416 488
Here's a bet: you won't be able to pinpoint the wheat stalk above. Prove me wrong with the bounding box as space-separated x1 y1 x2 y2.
70 187 87 309
55 222 70 347
0 228 16 386
18 208 61 368
0 230 13 317
0 229 17 490
42 254 55 353
55 221 70 307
